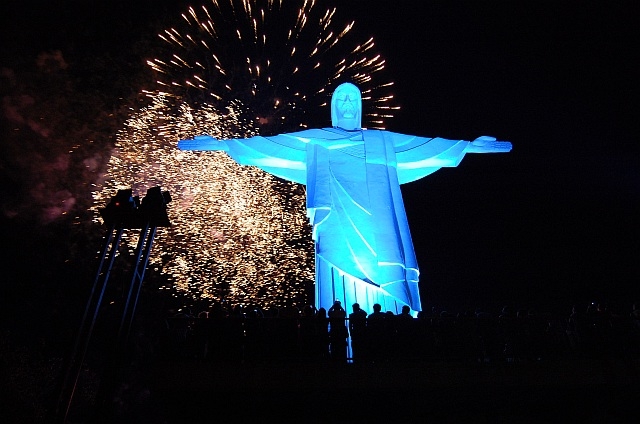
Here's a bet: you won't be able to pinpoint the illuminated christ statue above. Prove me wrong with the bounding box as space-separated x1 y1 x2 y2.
178 82 511 315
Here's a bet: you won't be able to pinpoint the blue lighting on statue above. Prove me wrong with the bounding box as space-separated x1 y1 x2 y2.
178 82 512 316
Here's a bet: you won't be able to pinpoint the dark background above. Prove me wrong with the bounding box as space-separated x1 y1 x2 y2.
1 0 639 316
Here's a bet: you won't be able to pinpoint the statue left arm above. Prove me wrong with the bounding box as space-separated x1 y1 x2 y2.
390 132 512 184
465 136 513 153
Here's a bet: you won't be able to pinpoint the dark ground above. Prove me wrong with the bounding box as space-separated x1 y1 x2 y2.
116 359 640 423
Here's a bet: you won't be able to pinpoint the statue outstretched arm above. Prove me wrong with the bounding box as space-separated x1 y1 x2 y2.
465 136 512 153
179 128 360 152
391 133 512 184
178 133 308 184
177 135 229 152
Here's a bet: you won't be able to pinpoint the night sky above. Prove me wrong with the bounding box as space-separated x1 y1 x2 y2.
2 0 639 315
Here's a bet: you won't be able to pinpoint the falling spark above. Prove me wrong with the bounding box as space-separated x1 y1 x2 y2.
93 96 314 308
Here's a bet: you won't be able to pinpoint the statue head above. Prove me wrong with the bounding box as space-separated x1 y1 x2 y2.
331 82 362 130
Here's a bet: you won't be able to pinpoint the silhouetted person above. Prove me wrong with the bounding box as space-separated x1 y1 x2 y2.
243 306 266 363
415 310 436 361
367 303 387 362
349 303 368 362
316 307 330 360
328 300 348 362
395 305 416 361
192 310 211 359
276 305 301 361
225 304 245 362
299 304 318 361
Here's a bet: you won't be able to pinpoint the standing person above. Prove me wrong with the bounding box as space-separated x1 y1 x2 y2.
328 300 348 362
395 305 416 361
298 304 317 361
179 82 511 316
349 303 368 363
367 303 387 362
315 307 330 360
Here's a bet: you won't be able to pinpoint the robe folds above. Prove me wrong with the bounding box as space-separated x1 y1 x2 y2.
222 127 472 314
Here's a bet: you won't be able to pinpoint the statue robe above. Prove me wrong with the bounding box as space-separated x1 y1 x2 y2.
219 126 473 314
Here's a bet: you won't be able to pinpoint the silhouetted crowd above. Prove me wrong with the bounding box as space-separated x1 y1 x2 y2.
159 301 640 364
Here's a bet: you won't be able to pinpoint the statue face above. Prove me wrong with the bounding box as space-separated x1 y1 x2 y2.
331 82 362 130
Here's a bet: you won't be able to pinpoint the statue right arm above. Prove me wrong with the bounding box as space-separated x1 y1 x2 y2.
178 133 309 184
177 135 229 152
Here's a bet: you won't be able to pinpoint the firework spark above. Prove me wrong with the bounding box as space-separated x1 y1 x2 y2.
93 0 397 309
148 0 398 134
93 96 314 308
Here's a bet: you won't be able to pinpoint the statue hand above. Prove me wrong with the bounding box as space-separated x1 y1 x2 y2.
468 136 512 153
178 135 229 151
